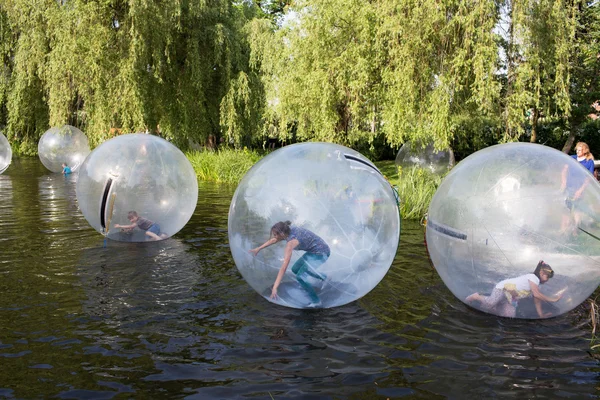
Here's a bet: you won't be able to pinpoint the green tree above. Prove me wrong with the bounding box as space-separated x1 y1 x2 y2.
0 0 264 153
0 0 597 157
254 0 591 157
254 0 503 154
0 0 50 155
380 0 501 152
501 0 579 143
252 0 386 147
561 0 600 153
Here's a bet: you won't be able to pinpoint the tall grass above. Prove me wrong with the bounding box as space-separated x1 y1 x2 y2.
187 153 437 219
588 290 600 353
186 148 262 185
375 160 441 220
396 167 442 220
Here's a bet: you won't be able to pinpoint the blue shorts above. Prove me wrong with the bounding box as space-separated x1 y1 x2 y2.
565 195 595 217
147 224 161 235
565 197 576 211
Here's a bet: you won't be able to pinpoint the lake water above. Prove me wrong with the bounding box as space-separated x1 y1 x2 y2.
0 158 598 399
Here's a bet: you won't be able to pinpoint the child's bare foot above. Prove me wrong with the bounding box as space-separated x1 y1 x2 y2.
465 293 480 303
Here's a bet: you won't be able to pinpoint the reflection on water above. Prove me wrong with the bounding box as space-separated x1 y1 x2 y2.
0 158 598 398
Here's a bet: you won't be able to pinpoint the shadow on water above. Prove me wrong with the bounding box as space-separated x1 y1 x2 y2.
0 158 598 399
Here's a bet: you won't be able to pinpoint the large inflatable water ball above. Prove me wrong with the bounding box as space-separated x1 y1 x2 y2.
228 142 400 309
76 133 198 242
395 141 454 176
0 132 11 174
426 142 600 319
38 125 90 173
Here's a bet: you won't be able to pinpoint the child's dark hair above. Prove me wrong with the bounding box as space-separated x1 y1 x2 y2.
127 211 139 219
271 221 292 238
534 260 554 279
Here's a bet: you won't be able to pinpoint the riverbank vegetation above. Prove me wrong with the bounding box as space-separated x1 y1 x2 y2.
373 160 441 220
185 149 439 219
186 148 262 185
0 0 598 158
0 0 598 218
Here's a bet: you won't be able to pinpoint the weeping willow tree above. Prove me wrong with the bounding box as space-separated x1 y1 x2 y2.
380 0 501 151
251 0 589 154
249 0 503 152
0 0 594 155
561 0 600 152
501 0 579 142
0 0 264 153
0 1 50 155
249 0 389 148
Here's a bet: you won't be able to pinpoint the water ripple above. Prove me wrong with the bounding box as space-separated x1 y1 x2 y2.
0 158 598 398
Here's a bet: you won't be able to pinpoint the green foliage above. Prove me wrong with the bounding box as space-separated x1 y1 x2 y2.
375 160 441 220
565 0 600 133
451 114 503 162
0 0 596 160
373 160 398 183
380 0 501 150
186 148 263 185
353 131 397 161
187 153 435 219
253 0 387 146
0 0 265 153
395 167 442 221
220 69 266 148
575 119 600 155
252 0 589 154
502 0 581 141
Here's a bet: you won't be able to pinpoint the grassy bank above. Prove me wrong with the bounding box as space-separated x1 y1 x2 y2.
375 160 441 220
186 148 263 185
186 149 438 220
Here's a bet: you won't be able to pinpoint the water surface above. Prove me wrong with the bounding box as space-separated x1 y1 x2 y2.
0 158 598 399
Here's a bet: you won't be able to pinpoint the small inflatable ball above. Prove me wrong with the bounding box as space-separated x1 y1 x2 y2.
426 142 600 319
395 141 454 176
38 125 90 173
76 133 198 242
0 132 11 174
228 142 400 309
